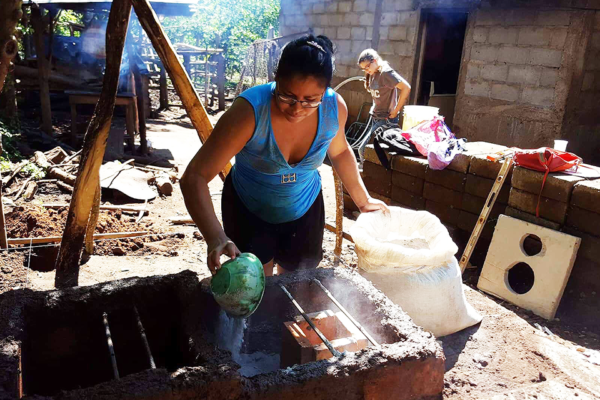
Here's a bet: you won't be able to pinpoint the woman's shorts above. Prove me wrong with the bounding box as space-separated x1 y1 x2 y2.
221 173 325 271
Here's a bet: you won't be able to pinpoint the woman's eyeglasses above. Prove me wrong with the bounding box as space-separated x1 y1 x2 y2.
275 90 322 108
360 60 374 72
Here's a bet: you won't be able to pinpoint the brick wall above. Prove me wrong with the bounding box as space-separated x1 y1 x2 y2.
350 142 600 327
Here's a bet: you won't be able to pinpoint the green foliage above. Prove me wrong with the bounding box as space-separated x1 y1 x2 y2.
54 10 84 37
161 0 280 79
22 163 46 180
0 119 23 163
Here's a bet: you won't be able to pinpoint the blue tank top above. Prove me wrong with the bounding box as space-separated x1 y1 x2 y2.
232 82 339 224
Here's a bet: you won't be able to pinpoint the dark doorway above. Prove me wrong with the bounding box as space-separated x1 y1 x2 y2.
412 10 468 128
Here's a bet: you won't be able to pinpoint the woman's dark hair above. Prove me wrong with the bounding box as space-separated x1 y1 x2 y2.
275 34 335 88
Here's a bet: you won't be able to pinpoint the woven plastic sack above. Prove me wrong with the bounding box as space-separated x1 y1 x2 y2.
350 207 482 337
350 207 458 272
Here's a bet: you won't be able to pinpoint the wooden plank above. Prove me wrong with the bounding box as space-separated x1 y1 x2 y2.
131 0 231 180
459 157 513 274
54 0 133 288
9 231 150 245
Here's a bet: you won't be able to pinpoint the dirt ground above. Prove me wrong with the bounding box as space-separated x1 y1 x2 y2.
1 108 599 399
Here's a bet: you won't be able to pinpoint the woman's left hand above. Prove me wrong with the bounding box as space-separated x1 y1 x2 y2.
388 111 398 119
358 197 390 215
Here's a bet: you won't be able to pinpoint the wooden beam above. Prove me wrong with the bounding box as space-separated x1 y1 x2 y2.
9 231 150 245
127 39 148 155
31 6 53 134
131 0 231 180
54 0 133 288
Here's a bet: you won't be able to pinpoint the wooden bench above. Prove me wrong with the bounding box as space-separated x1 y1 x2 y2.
66 90 138 149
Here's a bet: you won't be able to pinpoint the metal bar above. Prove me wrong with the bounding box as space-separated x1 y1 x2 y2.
133 305 156 369
278 284 342 358
312 279 380 347
102 312 120 379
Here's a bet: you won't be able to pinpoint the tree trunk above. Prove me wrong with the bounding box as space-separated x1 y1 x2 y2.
0 0 22 93
54 0 132 288
131 0 231 180
0 73 18 119
31 6 53 134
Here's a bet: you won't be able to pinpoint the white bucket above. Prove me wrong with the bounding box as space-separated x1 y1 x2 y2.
554 140 568 151
402 105 439 131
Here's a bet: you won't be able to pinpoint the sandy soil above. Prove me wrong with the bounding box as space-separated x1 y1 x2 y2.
1 108 599 399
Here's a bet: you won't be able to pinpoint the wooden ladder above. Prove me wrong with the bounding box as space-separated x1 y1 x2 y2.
459 156 514 273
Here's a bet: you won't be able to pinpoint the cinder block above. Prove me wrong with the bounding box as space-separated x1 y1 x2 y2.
391 186 426 210
518 27 553 46
363 161 392 197
367 190 392 205
562 226 600 263
481 65 509 81
338 1 352 13
353 0 367 12
391 155 428 179
392 170 424 195
511 166 583 203
388 26 407 40
465 80 491 97
507 65 541 85
566 206 600 237
551 28 568 49
466 64 480 79
423 182 463 208
498 46 529 64
425 200 460 226
505 206 561 231
351 27 366 40
536 10 571 26
489 27 519 44
508 188 568 224
540 68 559 87
446 153 471 174
471 44 498 62
529 48 562 68
521 87 555 107
465 174 511 203
457 210 496 240
461 193 507 218
571 179 600 214
473 27 488 43
359 12 374 26
425 167 466 192
490 83 520 102
337 27 351 40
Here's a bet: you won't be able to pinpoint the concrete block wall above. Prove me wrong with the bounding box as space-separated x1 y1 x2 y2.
278 0 418 123
454 8 580 151
346 142 600 325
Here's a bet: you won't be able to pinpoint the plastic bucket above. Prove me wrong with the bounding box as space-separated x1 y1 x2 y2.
402 105 439 131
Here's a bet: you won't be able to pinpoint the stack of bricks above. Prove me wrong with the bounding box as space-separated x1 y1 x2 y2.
347 142 600 326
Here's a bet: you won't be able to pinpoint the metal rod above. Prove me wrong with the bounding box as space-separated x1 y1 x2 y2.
133 305 156 369
312 279 380 347
102 312 120 380
278 284 342 358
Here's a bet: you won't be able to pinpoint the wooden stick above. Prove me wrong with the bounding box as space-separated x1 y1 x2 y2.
43 203 149 213
459 157 514 274
63 149 82 165
12 176 33 200
8 231 151 245
102 312 120 380
324 222 353 243
133 305 156 369
131 0 231 181
54 0 133 288
34 151 77 186
2 160 27 186
56 181 73 193
333 169 344 264
0 181 8 249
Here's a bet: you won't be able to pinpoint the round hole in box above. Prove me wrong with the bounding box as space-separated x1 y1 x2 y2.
507 262 535 295
521 234 543 256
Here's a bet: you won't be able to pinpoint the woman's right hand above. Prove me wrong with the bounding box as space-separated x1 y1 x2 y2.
207 236 241 275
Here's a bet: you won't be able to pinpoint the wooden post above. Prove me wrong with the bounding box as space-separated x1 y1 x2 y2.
84 182 101 255
54 0 132 288
131 0 231 180
31 5 52 134
0 0 22 93
158 62 168 109
266 26 274 82
127 40 148 154
204 45 208 106
216 52 225 111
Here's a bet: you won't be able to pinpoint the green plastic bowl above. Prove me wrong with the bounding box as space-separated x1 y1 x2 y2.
210 253 265 318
